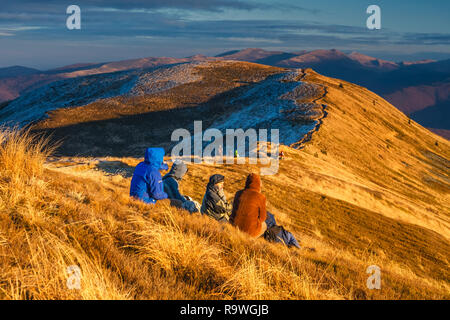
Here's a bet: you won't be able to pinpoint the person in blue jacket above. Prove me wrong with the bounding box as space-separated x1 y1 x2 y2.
264 225 301 249
130 148 168 204
263 212 301 249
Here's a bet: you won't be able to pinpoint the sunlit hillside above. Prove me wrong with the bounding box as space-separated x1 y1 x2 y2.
0 63 449 299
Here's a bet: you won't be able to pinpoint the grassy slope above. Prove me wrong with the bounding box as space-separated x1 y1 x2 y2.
1 63 449 299
294 70 449 237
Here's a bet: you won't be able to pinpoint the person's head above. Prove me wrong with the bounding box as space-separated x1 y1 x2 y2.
170 160 188 180
245 173 261 192
208 174 225 190
144 147 168 170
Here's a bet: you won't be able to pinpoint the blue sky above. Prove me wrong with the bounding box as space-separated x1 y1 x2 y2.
0 0 449 69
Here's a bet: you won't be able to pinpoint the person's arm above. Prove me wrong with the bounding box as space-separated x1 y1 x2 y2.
287 231 301 249
201 191 228 221
148 170 168 200
229 191 241 224
259 195 267 224
225 200 232 212
165 177 186 202
208 191 230 214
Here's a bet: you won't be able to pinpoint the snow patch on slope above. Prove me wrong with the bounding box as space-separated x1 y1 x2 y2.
0 70 138 126
207 70 317 146
0 62 206 126
129 62 204 96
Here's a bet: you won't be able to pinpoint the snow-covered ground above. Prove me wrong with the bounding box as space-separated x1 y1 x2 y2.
129 62 204 96
206 71 318 146
0 61 320 150
0 70 138 126
0 62 206 126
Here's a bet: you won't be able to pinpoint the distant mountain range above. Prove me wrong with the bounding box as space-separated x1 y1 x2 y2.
215 49 450 138
0 55 216 104
0 48 448 138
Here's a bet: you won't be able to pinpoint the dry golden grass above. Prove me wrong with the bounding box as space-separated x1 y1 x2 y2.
1 127 448 300
1 63 449 300
290 70 450 238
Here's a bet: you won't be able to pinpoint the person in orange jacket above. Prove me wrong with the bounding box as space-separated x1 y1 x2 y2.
230 173 267 238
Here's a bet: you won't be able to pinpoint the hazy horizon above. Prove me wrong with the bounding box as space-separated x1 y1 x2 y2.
2 48 450 71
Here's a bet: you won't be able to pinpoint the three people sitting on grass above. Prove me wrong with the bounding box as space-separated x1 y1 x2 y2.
130 149 299 248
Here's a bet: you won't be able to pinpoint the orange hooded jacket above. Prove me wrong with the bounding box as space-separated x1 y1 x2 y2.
230 173 267 237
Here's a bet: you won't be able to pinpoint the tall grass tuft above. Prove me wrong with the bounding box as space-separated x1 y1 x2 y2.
0 127 129 299
0 126 55 178
0 127 56 212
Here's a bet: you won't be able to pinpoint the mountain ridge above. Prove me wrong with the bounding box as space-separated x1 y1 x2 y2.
0 49 449 139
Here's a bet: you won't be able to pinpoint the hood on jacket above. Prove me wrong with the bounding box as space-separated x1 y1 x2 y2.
208 174 225 186
206 174 225 193
165 160 188 180
144 148 168 170
244 173 261 192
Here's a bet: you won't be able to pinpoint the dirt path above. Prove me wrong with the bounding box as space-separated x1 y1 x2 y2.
291 69 329 149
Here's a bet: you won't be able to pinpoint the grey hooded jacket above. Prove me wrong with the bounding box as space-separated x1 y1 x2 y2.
162 161 188 203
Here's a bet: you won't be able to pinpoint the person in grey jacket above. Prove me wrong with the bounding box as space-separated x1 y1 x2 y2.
201 174 232 222
162 160 188 203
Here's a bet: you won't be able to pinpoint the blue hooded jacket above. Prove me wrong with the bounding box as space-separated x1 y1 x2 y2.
264 212 300 249
130 148 169 204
